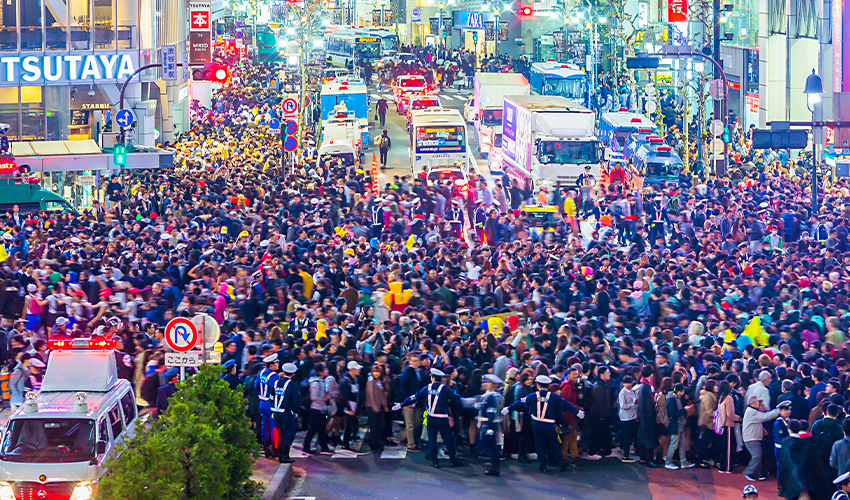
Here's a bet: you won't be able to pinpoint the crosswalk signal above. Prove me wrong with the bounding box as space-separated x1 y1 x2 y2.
192 62 229 82
722 126 730 143
114 144 127 166
472 31 478 43
519 6 533 15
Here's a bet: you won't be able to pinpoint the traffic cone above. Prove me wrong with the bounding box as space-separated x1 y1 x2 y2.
371 152 379 195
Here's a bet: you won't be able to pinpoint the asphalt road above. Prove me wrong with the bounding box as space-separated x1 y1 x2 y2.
284 447 781 500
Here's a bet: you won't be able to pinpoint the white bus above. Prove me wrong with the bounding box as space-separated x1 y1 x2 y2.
324 30 382 67
410 108 470 175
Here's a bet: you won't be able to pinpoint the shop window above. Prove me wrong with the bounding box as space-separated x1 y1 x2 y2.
70 0 91 50
46 0 69 51
116 0 137 49
94 0 114 49
0 0 17 51
45 86 69 141
0 87 19 141
21 87 45 141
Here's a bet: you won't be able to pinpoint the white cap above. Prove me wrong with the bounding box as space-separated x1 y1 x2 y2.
26 284 37 292
263 353 279 364
430 368 446 377
70 237 81 244
282 362 298 374
835 472 850 485
30 358 46 368
347 361 363 370
535 375 553 385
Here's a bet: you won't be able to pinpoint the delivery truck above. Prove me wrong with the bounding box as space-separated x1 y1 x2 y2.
501 95 601 191
473 73 530 158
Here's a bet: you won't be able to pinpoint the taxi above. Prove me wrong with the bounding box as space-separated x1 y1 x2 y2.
520 203 560 240
0 337 139 500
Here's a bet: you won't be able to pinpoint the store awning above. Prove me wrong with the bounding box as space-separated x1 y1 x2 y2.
11 140 101 157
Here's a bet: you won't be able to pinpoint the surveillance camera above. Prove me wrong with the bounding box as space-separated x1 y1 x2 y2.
88 88 96 98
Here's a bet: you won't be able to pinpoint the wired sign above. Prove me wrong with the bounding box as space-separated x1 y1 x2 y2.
164 317 199 352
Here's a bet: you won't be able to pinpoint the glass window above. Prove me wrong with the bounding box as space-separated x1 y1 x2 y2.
116 0 136 48
70 0 91 50
21 87 44 141
94 0 114 49
45 86 68 141
0 418 96 464
0 0 17 51
98 417 108 443
22 0 44 51
45 0 69 51
120 392 136 424
0 87 20 141
108 405 123 439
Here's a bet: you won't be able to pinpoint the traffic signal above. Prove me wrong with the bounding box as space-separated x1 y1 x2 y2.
472 31 478 42
192 63 229 82
721 125 730 143
114 144 127 166
519 6 533 15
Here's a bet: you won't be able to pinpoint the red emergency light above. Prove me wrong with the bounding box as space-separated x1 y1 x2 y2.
638 128 652 133
48 337 117 350
630 118 643 123
647 136 663 143
619 107 629 112
656 145 672 152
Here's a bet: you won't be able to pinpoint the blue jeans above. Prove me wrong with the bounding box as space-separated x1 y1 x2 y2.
666 431 685 465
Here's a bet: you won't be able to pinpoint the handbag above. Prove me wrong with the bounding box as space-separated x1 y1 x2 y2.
375 113 378 120
713 408 723 434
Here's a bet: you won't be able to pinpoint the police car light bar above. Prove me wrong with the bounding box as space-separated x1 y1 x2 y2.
630 118 643 122
638 128 652 133
48 337 117 350
647 136 663 143
656 145 672 152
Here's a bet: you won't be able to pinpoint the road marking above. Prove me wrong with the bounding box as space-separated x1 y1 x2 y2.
380 449 408 459
331 449 360 459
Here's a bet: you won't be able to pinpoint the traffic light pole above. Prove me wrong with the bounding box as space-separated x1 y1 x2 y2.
117 63 169 110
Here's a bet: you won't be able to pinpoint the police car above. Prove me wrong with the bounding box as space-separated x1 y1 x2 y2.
0 337 138 500
406 95 442 130
394 75 429 113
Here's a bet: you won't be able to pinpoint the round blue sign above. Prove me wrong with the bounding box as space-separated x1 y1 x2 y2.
269 118 281 129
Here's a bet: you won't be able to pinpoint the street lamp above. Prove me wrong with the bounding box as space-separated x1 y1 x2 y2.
804 68 824 214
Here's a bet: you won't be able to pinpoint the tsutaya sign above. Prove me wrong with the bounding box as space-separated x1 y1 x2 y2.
0 52 140 86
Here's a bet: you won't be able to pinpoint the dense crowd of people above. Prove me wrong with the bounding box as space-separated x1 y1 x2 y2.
1 53 850 499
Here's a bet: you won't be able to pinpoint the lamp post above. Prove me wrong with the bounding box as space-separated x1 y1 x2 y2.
805 68 824 216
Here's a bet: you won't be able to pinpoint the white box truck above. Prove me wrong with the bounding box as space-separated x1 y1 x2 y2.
473 73 530 158
501 95 601 191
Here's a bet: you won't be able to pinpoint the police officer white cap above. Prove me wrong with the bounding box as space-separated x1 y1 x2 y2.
282 362 298 374
412 198 420 204
452 199 460 205
834 472 850 486
347 361 363 370
535 375 553 385
263 353 279 364
430 368 446 377
483 374 503 385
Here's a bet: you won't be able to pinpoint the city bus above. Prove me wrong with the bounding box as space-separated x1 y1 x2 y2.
358 28 398 56
410 108 469 175
598 110 656 155
530 61 587 106
256 28 280 61
324 30 382 67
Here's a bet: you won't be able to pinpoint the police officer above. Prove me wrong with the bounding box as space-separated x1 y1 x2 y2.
393 368 464 468
339 361 362 451
502 374 585 472
774 400 791 472
286 306 313 339
371 199 385 239
742 485 758 500
447 200 464 239
272 362 301 464
473 201 487 240
255 353 280 458
833 472 850 500
410 198 426 237
221 359 242 391
155 368 180 417
477 374 504 476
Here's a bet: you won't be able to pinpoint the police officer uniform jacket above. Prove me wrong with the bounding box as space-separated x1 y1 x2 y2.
255 367 279 401
271 376 301 414
401 381 462 419
506 389 579 426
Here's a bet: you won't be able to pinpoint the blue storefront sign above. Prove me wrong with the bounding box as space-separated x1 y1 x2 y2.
452 11 495 29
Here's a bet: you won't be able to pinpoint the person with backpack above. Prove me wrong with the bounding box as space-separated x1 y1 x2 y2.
377 129 391 169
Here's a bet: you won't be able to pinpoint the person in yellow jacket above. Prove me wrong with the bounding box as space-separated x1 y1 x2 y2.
563 191 578 235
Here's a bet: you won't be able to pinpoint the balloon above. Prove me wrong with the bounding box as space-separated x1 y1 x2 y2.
507 315 520 332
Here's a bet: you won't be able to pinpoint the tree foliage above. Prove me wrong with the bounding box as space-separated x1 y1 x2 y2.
96 365 259 500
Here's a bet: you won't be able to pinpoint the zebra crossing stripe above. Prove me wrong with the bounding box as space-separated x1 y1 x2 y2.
380 449 408 459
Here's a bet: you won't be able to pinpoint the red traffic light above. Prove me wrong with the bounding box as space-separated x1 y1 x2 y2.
213 66 228 82
520 6 533 15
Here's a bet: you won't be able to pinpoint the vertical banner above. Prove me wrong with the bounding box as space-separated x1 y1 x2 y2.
498 20 509 41
484 21 495 41
430 17 440 33
190 32 212 64
667 0 688 22
189 1 211 31
373 9 382 26
384 9 394 26
331 7 343 24
553 29 566 53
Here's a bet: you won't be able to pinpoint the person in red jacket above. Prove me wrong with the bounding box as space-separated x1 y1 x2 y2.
560 367 582 465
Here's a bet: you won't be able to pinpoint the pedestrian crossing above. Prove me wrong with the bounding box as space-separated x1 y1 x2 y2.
285 427 452 461
368 88 471 103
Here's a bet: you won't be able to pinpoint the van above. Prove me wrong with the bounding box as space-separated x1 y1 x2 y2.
318 139 358 166
0 161 76 214
0 337 138 500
